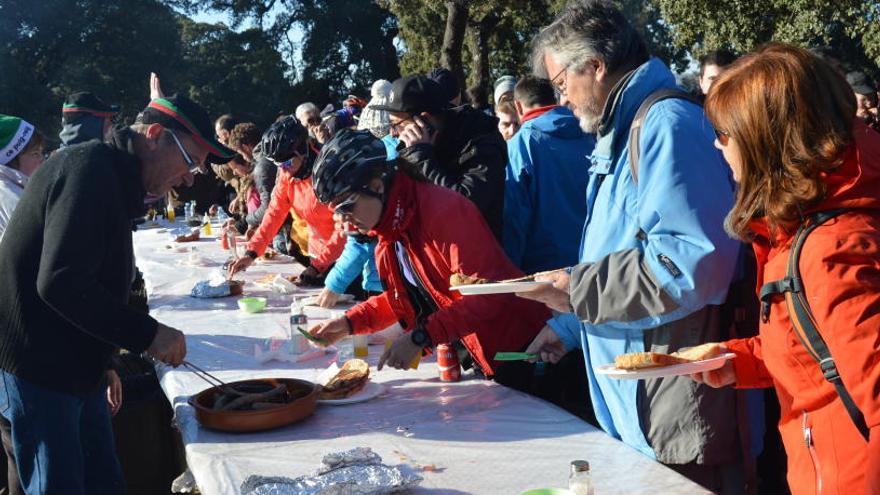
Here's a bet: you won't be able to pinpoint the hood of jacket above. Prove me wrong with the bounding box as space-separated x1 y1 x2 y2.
59 114 106 148
520 105 587 141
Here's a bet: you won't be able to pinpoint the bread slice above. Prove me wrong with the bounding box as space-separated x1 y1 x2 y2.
450 273 490 287
614 352 692 370
670 343 722 361
320 359 370 400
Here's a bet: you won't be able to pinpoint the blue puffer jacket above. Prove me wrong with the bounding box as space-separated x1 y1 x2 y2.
503 106 595 273
324 235 382 295
547 58 741 465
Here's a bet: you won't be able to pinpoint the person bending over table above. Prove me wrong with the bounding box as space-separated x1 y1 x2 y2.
306 129 549 383
228 116 345 286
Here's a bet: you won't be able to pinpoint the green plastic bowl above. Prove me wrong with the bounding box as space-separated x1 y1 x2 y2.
237 297 267 313
520 489 574 495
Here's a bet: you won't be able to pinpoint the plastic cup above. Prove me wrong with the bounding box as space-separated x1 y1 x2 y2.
352 334 369 358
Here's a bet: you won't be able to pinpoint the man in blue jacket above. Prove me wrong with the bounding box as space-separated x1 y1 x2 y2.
503 76 595 273
519 1 745 492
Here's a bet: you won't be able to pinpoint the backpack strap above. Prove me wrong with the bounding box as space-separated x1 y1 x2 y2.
758 208 869 441
628 88 703 184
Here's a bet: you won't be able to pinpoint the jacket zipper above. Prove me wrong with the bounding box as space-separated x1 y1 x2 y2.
802 411 823 494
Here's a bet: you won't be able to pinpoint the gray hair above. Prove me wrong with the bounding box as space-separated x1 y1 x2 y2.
531 0 648 78
295 102 319 120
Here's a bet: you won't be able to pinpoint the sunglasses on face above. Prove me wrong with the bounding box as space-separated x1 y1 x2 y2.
307 116 321 126
714 128 731 142
332 192 360 216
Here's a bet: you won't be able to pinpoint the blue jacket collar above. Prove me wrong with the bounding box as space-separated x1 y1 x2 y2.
590 57 677 174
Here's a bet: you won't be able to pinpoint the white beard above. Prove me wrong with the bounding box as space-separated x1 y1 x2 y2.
579 113 601 134
574 96 603 134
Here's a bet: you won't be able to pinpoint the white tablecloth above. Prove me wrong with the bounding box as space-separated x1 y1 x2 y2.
133 220 709 495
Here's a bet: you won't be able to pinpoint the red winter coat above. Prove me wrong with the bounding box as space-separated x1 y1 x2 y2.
345 173 549 376
246 169 344 272
725 122 880 495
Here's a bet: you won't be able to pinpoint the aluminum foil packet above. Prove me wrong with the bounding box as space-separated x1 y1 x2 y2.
241 447 423 495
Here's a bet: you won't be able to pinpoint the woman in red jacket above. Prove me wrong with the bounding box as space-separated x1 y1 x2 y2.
693 43 880 494
228 116 345 283
307 130 549 378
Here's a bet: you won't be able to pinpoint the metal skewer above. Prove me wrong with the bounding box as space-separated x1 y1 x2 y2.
183 361 245 396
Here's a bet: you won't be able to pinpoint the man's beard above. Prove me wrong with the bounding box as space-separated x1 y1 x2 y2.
575 96 603 134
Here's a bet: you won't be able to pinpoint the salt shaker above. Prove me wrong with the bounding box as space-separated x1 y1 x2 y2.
568 460 594 495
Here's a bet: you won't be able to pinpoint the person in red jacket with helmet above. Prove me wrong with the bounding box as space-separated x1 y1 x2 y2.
692 43 880 495
228 116 344 284
307 129 549 379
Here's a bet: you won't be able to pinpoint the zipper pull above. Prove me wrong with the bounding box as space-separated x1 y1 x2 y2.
804 426 812 449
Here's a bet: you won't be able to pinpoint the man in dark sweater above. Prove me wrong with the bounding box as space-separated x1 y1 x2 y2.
373 75 507 240
0 94 234 494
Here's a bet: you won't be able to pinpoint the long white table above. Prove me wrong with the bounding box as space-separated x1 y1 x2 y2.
133 220 710 495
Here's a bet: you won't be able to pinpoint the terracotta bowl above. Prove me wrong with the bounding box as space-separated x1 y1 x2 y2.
190 378 318 433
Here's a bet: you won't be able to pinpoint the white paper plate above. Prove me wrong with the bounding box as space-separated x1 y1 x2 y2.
317 381 385 406
300 293 355 306
594 353 736 380
450 281 551 295
255 253 296 264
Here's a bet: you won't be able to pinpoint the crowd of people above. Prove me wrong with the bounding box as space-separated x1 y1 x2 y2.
0 0 878 494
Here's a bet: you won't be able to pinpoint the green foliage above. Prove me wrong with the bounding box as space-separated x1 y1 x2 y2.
0 0 181 137
655 0 880 73
174 19 292 127
380 0 688 95
0 0 295 140
173 0 401 104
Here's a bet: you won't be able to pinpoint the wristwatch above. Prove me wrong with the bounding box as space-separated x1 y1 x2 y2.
410 327 432 347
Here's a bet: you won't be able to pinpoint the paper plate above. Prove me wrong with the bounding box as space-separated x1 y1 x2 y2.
450 281 551 295
595 353 736 380
255 253 296 264
317 382 385 406
300 293 355 306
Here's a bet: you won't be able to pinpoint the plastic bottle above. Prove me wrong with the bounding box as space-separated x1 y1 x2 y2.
568 460 594 495
289 297 308 326
202 213 212 236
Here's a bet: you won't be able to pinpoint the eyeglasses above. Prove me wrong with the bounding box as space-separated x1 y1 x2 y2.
167 129 203 174
307 116 321 126
389 115 415 134
550 64 570 98
275 148 308 171
714 128 731 142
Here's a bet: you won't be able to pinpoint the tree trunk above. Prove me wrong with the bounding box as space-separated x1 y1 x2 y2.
440 0 469 95
465 12 499 108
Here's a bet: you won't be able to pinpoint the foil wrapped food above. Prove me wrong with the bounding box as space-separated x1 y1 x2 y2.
241 447 422 495
190 280 233 298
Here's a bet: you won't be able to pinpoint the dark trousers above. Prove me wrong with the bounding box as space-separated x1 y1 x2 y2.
0 371 124 494
492 350 597 425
